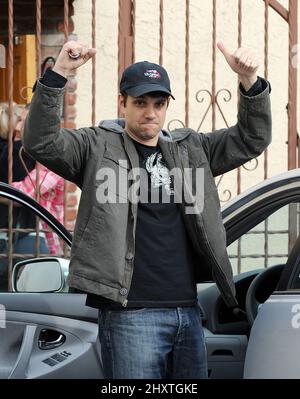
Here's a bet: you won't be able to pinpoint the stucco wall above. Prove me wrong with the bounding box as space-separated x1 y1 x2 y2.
72 0 119 126
73 0 299 201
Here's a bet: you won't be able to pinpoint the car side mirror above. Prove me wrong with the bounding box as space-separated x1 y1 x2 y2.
12 258 68 293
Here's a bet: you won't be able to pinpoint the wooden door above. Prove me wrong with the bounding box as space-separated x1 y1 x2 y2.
0 35 36 104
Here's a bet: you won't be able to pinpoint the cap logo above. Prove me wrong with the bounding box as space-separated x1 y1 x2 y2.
144 69 161 79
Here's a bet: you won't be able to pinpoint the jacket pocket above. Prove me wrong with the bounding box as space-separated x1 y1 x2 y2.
72 205 104 254
95 147 130 202
101 144 130 170
187 147 209 168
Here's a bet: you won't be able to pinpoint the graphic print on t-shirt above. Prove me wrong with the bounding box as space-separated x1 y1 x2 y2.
145 151 174 195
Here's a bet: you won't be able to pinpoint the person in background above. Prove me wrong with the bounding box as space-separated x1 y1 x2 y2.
9 106 65 256
0 102 35 190
11 162 65 256
0 102 38 290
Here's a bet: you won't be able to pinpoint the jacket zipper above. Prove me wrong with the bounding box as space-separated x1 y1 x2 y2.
121 136 138 308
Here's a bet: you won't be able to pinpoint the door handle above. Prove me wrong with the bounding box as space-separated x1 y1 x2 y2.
38 329 66 350
211 349 234 356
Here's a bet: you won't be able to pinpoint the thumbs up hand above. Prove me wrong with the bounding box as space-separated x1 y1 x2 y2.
217 42 259 91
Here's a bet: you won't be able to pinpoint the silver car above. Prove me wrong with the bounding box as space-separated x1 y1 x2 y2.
1 169 300 379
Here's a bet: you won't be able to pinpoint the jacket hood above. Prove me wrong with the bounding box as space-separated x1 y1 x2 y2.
98 118 173 142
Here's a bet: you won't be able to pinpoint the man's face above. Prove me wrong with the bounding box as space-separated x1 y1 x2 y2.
119 93 170 146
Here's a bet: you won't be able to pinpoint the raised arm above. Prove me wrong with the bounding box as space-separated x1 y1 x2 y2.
200 43 271 176
22 41 98 187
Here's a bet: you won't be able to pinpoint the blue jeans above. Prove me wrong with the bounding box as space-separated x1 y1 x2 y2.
98 305 208 379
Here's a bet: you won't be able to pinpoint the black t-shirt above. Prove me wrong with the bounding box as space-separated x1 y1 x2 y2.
86 140 197 309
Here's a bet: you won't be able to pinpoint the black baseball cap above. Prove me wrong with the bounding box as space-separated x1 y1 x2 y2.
120 61 175 99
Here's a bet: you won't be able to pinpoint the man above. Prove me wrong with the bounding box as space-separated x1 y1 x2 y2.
23 40 271 379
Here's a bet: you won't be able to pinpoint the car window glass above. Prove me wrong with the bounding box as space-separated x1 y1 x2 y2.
228 203 300 276
0 197 70 292
288 271 300 290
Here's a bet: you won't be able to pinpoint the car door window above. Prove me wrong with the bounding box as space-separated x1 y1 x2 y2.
0 197 70 292
228 203 300 276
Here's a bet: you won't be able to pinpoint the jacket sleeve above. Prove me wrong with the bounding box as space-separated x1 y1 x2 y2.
22 80 103 187
200 79 272 177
